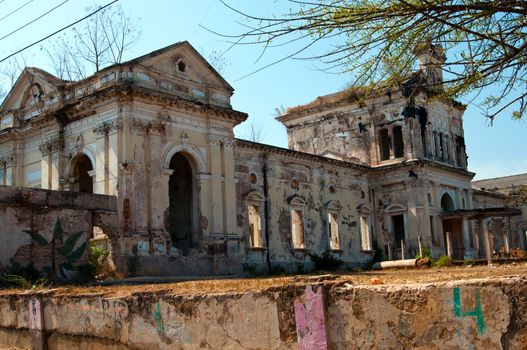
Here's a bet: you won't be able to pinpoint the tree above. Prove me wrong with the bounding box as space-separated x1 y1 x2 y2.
47 4 141 79
238 120 267 142
0 54 29 102
222 0 527 121
203 49 231 74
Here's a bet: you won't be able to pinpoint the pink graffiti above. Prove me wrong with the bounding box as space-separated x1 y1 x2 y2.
28 298 42 331
294 285 328 350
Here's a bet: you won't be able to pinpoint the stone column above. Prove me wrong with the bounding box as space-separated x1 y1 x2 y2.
222 139 237 234
388 127 395 159
209 135 225 234
484 219 492 265
446 231 453 258
503 218 510 253
3 154 15 185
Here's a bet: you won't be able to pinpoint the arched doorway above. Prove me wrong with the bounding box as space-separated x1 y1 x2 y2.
71 154 93 193
441 193 463 259
168 153 194 254
441 193 455 212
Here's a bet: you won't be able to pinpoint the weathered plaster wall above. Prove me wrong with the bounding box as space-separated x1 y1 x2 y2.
280 91 466 170
0 186 118 274
235 141 375 273
0 277 525 349
370 163 474 259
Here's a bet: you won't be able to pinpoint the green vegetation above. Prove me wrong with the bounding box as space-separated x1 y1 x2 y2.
433 255 452 268
416 244 432 259
0 261 48 289
309 251 344 272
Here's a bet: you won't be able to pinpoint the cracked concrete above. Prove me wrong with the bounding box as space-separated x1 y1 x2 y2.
0 276 525 349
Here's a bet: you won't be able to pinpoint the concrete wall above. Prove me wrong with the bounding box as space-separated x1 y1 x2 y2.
0 277 525 349
0 186 118 276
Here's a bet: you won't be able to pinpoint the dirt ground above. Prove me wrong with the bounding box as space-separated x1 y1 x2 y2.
2 262 526 298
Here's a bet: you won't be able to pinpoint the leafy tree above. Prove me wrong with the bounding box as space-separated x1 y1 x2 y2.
223 0 527 120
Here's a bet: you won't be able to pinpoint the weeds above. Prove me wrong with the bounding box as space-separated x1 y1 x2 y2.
433 255 452 268
309 251 344 271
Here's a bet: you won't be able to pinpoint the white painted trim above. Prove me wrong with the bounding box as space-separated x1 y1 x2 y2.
162 143 207 173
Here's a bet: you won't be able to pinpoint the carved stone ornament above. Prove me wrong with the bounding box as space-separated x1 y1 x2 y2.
38 139 62 155
0 154 15 167
129 118 166 136
93 119 122 135
208 134 234 147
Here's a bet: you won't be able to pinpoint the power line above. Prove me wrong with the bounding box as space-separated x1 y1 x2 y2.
0 0 119 64
0 0 35 24
0 0 71 42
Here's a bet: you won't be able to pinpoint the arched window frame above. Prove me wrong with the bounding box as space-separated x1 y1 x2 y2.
357 204 373 251
385 203 408 245
289 195 306 249
325 200 342 251
246 191 266 249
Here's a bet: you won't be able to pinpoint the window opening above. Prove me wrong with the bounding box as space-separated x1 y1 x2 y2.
393 125 404 158
291 209 305 249
379 128 390 161
328 213 340 250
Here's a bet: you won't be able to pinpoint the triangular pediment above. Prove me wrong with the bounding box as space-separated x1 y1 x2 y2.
0 67 65 114
130 41 233 95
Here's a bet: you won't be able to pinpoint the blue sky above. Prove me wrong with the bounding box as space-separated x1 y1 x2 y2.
0 0 525 180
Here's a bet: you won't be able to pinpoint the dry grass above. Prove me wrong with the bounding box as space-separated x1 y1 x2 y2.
285 87 371 115
1 263 526 298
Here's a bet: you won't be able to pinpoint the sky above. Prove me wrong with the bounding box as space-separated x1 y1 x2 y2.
0 0 525 180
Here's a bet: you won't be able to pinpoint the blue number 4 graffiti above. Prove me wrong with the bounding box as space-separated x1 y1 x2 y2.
453 287 486 334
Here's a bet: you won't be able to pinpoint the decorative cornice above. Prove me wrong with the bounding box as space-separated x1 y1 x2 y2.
0 153 15 167
93 119 122 135
234 138 368 173
38 139 62 155
208 135 235 147
129 118 166 136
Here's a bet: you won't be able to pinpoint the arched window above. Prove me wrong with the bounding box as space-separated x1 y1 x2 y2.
70 154 93 193
326 200 342 250
440 193 455 212
357 204 372 251
246 191 265 248
289 196 306 249
168 152 195 254
385 204 407 245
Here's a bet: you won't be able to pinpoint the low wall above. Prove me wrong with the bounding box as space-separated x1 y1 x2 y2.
0 276 525 349
0 186 119 277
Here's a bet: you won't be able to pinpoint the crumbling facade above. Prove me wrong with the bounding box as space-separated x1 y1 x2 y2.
0 41 523 276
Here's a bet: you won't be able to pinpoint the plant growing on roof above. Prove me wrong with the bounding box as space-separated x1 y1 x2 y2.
23 217 86 281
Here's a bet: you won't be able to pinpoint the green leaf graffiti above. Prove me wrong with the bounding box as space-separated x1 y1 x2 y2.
22 229 49 246
52 218 64 241
58 231 84 257
20 218 86 280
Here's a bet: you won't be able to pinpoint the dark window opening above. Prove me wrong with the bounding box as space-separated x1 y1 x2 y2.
441 193 455 212
177 61 187 72
392 214 405 244
393 125 404 158
169 153 193 254
72 154 93 193
439 133 444 161
379 128 390 161
429 216 436 244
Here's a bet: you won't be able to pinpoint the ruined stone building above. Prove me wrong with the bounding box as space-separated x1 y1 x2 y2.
0 41 523 276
